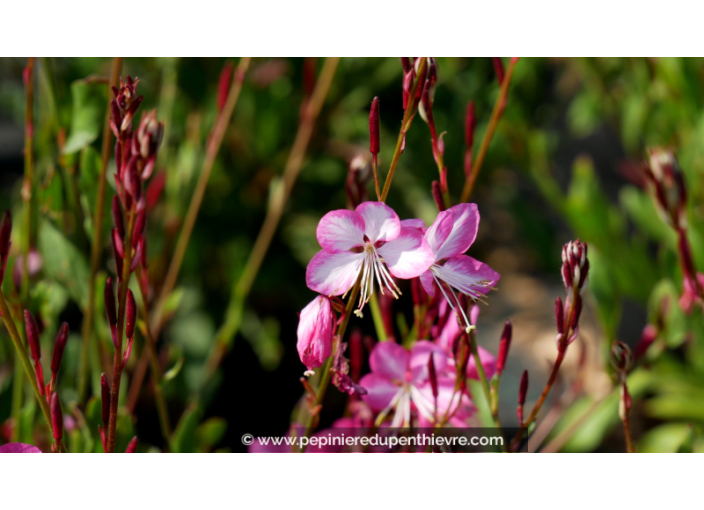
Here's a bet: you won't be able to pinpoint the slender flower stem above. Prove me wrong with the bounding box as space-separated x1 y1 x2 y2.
200 57 340 389
0 291 54 439
300 279 361 451
21 57 35 302
467 329 504 437
78 57 123 403
379 58 427 203
106 206 135 453
150 57 251 338
620 377 634 453
460 58 518 203
368 293 388 341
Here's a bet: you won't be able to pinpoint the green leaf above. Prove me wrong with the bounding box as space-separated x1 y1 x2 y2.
171 403 201 453
638 423 693 453
196 417 227 452
241 312 283 371
38 219 90 308
63 80 105 154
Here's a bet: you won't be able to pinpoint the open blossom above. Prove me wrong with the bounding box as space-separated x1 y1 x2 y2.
0 443 41 453
306 202 434 317
407 204 500 331
360 340 472 427
297 295 333 373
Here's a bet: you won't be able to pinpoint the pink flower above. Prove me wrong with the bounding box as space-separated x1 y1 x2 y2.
297 295 333 373
306 202 434 317
0 442 41 453
360 340 463 427
417 204 500 330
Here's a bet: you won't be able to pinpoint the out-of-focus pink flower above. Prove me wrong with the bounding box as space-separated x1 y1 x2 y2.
297 295 333 372
415 204 500 330
306 202 434 317
12 248 42 290
0 442 41 453
360 340 458 427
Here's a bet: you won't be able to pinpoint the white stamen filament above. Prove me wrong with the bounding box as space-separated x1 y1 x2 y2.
431 263 495 332
354 244 401 317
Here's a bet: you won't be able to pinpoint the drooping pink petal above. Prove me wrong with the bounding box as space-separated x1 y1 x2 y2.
377 229 435 279
368 341 409 381
433 203 480 261
466 346 497 380
316 209 365 252
419 270 435 297
400 218 427 233
424 210 453 256
355 202 400 244
296 295 333 370
360 373 401 411
0 442 41 453
433 255 500 297
306 249 364 296
409 340 448 383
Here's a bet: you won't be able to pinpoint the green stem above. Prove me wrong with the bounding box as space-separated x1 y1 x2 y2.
368 293 387 341
21 57 35 302
468 329 502 430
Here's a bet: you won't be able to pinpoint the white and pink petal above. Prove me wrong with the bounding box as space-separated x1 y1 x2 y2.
355 202 400 244
377 229 435 280
306 249 364 297
316 209 366 252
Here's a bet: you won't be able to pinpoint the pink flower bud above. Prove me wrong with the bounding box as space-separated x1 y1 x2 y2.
50 393 63 442
555 296 564 333
464 101 476 149
217 61 233 112
126 289 136 340
492 57 505 84
369 97 380 156
125 436 138 453
112 196 125 239
428 352 438 400
24 310 41 361
634 324 657 359
112 228 124 259
497 321 512 374
104 277 117 326
100 373 110 426
610 340 633 373
50 323 69 374
431 181 445 211
400 57 412 73
296 295 333 371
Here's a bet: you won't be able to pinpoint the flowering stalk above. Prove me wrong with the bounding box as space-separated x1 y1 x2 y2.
379 57 428 202
490 321 512 417
21 57 36 302
611 340 634 453
78 57 123 402
460 58 518 203
369 96 381 200
202 58 339 389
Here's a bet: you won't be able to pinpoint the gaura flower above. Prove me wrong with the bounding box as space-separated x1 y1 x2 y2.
306 202 434 317
360 340 470 427
297 295 334 374
0 442 41 453
410 204 500 331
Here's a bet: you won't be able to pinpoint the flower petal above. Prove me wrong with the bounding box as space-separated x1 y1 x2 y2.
355 202 400 244
409 340 448 383
434 203 480 261
369 341 409 381
360 373 401 411
424 210 453 256
433 255 500 297
0 442 41 453
306 250 363 296
296 296 333 370
316 209 365 252
420 270 435 297
377 229 435 279
400 218 427 234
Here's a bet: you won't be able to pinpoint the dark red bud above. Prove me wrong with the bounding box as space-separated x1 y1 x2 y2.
133 210 146 247
104 277 117 326
34 360 45 395
400 57 412 73
634 324 657 359
50 392 63 442
24 310 41 361
122 335 134 368
570 294 583 331
555 296 564 333
0 210 12 284
50 323 69 374
112 228 124 259
431 181 445 211
428 353 438 399
369 97 380 156
497 321 512 373
519 370 529 406
217 61 233 112
100 373 110 426
464 101 476 149
112 196 125 238
126 289 136 340
125 436 138 453
146 171 166 212
492 57 505 84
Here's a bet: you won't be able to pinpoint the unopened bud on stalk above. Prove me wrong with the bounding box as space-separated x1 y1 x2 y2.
100 373 110 426
50 392 63 442
400 57 412 73
497 321 512 374
428 353 438 399
217 61 234 112
418 58 437 123
122 335 134 368
492 57 505 84
24 310 41 361
133 210 146 247
112 196 125 238
0 210 11 285
104 277 117 326
634 324 657 359
555 296 565 333
112 228 124 259
126 289 136 340
561 239 589 291
369 97 380 156
125 436 138 453
518 369 529 425
646 148 687 229
569 294 583 332
50 323 69 374
610 340 633 374
431 181 445 211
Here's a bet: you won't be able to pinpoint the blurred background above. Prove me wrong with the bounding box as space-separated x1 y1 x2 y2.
0 57 702 452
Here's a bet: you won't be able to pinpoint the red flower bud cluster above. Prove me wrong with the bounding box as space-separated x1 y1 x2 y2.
556 239 589 351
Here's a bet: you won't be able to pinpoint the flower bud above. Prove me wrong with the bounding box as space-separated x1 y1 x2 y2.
634 324 657 359
297 295 333 372
126 289 136 340
497 321 512 374
133 209 146 247
555 296 564 333
561 239 589 291
50 392 63 442
112 228 124 259
125 436 138 453
24 310 41 361
519 369 529 407
646 148 687 229
104 277 117 326
100 373 110 426
428 352 438 400
610 340 633 374
112 196 125 239
431 181 445 212
0 210 11 285
50 323 69 374
369 97 380 156
400 57 412 73
492 57 505 84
